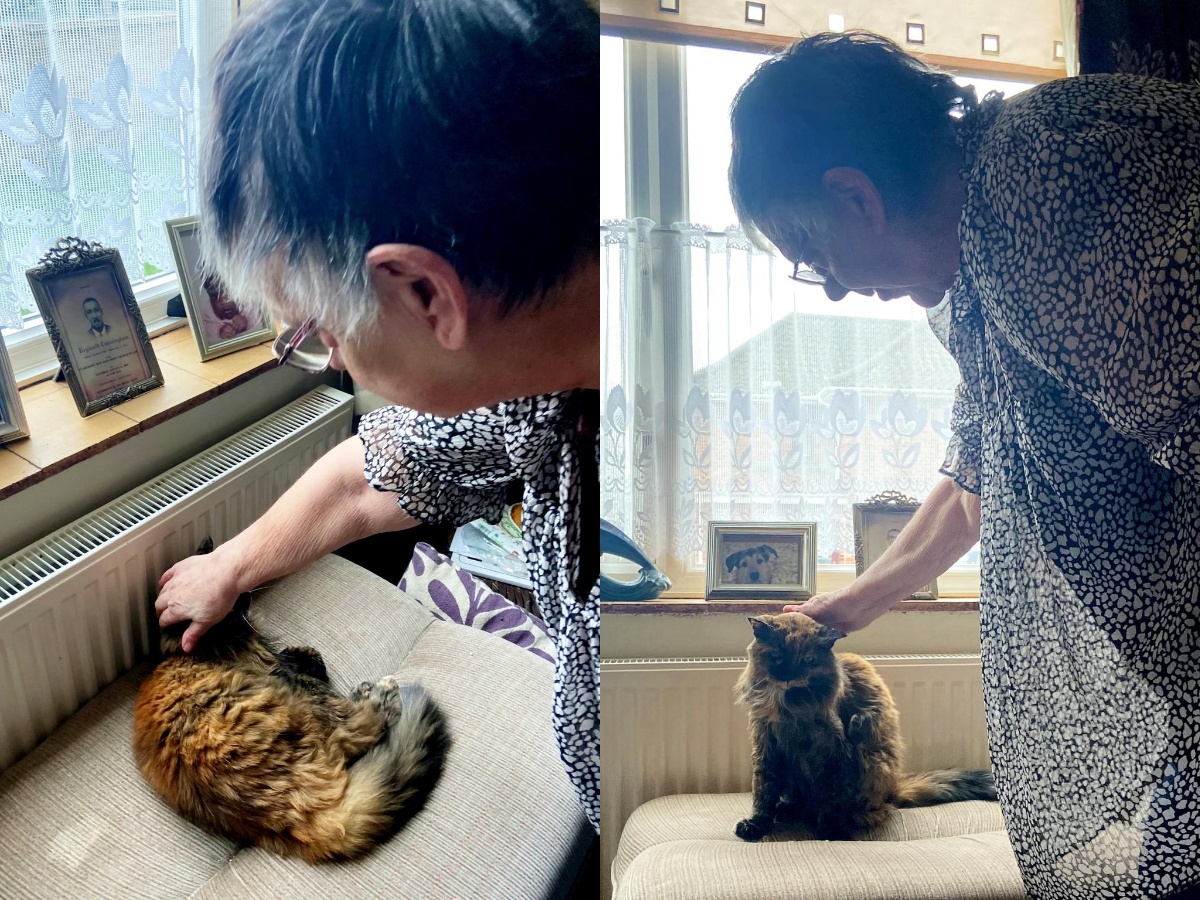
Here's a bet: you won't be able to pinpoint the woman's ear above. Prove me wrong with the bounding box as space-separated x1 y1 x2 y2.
821 167 887 233
366 244 470 351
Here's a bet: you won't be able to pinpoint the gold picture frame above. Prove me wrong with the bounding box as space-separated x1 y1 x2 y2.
852 491 937 599
165 215 275 362
24 237 164 417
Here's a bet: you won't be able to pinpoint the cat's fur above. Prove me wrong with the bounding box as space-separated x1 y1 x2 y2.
133 541 449 862
733 612 995 841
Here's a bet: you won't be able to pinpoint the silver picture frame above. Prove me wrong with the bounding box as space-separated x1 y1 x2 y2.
24 237 164 417
165 215 275 362
706 521 818 601
852 490 937 599
0 338 29 445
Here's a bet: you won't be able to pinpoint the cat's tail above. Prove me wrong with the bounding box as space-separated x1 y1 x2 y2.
302 683 450 862
892 769 997 807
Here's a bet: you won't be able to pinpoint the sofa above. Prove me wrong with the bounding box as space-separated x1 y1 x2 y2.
611 793 1025 900
0 555 592 899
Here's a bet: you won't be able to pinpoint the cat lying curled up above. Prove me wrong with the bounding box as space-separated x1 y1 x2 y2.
734 612 996 842
134 545 449 863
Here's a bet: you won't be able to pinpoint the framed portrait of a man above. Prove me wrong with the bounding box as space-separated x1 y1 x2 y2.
165 216 274 361
853 491 938 599
25 237 164 417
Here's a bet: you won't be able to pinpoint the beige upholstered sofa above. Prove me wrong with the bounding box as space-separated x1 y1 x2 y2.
612 793 1025 900
0 555 592 899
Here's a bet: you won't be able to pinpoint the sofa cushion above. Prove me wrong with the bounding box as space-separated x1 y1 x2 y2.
0 555 590 900
614 796 1017 900
613 832 1025 900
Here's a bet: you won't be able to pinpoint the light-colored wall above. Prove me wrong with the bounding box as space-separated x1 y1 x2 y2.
602 0 1066 72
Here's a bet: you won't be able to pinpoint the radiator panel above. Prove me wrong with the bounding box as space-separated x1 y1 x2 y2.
599 654 990 899
0 386 353 772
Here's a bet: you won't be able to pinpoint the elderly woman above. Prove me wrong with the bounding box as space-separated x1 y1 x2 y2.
729 32 1200 900
153 0 600 829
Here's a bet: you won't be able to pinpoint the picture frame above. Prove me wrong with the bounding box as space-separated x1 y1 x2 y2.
706 521 818 601
165 215 275 362
25 237 164 417
0 339 29 445
853 491 938 599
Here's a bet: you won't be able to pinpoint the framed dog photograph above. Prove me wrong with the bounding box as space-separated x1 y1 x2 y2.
0 339 29 445
165 215 274 361
853 491 937 599
706 521 818 601
25 237 164 417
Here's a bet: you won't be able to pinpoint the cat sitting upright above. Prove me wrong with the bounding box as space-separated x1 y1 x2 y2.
734 612 995 842
133 539 449 862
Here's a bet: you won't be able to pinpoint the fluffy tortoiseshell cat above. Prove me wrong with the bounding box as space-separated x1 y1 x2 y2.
133 541 449 862
734 612 996 842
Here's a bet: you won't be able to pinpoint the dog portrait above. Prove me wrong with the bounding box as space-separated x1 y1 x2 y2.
706 522 817 601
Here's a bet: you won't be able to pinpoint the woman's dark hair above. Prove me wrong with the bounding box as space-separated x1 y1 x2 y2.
729 31 975 256
201 0 598 333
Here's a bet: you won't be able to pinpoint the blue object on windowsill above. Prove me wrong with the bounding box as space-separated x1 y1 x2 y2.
600 518 671 601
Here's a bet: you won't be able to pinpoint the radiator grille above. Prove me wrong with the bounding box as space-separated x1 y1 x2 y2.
0 388 346 607
0 386 353 772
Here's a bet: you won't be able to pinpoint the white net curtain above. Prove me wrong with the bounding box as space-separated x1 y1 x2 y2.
0 0 232 331
601 218 965 583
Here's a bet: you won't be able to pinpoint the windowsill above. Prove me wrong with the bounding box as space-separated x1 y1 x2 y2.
600 597 981 615
0 324 277 501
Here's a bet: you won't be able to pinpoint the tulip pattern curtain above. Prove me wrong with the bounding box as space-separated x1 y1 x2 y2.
600 219 965 582
0 0 232 332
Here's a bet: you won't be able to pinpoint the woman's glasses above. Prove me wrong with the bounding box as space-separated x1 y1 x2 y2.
789 261 827 285
272 317 332 373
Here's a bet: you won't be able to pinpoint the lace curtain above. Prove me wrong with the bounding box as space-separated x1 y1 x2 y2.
0 0 232 331
601 219 965 582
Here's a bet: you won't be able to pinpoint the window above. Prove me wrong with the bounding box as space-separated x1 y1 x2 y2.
0 0 232 375
601 37 1035 595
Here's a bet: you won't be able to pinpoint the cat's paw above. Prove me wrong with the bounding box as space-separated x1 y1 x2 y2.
735 816 771 842
351 681 377 701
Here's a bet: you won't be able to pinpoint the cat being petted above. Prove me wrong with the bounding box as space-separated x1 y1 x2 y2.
133 540 449 862
734 612 995 842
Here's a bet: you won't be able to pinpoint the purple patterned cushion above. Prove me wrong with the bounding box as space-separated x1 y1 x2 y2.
399 543 554 664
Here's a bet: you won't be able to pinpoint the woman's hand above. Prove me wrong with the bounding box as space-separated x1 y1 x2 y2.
783 588 885 634
155 546 244 653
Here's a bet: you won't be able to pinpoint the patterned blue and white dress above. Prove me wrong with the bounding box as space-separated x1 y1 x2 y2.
358 391 600 831
937 76 1200 898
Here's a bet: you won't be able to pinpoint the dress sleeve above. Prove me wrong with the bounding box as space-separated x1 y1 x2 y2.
969 83 1200 480
357 405 514 526
941 380 984 495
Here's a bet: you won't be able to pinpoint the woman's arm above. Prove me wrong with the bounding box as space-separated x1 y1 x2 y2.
155 435 416 651
785 475 980 633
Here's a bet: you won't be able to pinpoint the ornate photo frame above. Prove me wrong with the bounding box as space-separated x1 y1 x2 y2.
165 216 275 362
706 521 818 601
0 339 29 445
853 491 938 599
25 237 164 417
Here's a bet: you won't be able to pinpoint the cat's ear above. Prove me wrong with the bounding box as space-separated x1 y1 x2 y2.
196 537 214 555
748 616 778 643
814 624 844 649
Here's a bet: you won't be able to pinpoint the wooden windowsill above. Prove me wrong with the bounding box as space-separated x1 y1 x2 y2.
0 324 276 501
601 597 981 616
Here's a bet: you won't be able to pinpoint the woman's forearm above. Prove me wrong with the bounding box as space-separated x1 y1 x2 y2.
219 435 417 592
846 476 981 615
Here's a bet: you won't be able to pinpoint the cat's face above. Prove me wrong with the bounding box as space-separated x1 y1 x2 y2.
747 613 842 699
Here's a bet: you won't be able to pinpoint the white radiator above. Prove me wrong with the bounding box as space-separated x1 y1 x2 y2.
0 385 354 772
599 654 990 900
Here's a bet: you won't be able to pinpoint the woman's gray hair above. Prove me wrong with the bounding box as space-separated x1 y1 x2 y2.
200 0 599 339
